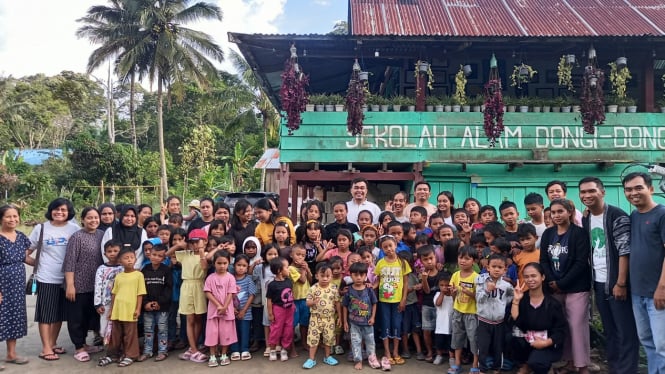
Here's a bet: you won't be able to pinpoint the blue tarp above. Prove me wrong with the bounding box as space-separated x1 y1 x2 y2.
12 149 63 165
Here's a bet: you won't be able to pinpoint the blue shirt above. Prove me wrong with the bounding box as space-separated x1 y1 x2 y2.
629 204 665 297
235 274 257 320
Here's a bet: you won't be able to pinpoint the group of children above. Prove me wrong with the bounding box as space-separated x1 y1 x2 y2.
91 193 547 374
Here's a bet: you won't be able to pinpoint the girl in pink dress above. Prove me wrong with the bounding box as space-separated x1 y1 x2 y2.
204 251 237 367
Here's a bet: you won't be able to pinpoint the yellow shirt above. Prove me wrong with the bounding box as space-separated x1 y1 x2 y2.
255 216 296 246
451 270 478 314
307 283 339 317
111 271 146 322
175 250 206 281
374 257 412 303
289 265 310 300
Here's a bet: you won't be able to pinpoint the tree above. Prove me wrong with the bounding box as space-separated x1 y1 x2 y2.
329 20 348 35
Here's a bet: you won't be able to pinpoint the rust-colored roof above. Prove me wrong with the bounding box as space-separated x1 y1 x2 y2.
350 0 665 37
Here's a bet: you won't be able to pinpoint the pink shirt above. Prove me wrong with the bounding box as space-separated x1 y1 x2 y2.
204 272 237 320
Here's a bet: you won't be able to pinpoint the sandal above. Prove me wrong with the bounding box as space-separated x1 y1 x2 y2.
117 357 133 367
393 356 405 365
52 347 67 355
137 354 152 362
380 356 392 371
155 353 168 362
189 351 208 363
322 356 339 366
73 350 90 362
240 351 251 360
38 353 59 361
368 354 381 369
230 351 241 361
469 368 481 374
447 365 461 374
4 357 29 365
303 358 317 369
98 356 115 367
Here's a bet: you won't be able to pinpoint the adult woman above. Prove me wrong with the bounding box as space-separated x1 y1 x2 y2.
101 205 147 268
511 263 567 374
213 202 231 230
0 205 32 366
63 207 105 362
137 204 153 228
227 199 257 250
98 203 116 233
187 197 215 232
436 191 455 226
391 191 409 223
254 198 296 246
28 198 80 361
539 198 591 374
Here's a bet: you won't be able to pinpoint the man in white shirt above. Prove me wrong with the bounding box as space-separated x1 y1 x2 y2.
404 181 437 220
346 177 381 225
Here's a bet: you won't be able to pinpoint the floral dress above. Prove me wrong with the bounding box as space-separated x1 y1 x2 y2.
0 231 31 341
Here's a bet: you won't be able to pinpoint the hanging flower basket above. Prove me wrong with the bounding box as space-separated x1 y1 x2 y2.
483 56 504 147
580 64 605 134
345 60 366 136
279 44 309 135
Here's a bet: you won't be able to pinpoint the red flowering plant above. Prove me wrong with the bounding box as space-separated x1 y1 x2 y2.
346 59 366 136
279 44 309 135
580 64 605 134
483 69 504 147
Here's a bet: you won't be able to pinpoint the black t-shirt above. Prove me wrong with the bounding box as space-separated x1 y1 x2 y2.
422 273 439 307
187 217 213 233
266 278 294 308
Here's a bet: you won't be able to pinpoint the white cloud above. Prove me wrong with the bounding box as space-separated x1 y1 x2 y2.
314 0 331 6
0 0 287 78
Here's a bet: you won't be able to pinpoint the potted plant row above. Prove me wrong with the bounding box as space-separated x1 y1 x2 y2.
307 94 345 112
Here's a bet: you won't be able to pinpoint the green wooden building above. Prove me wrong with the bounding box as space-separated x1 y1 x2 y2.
230 0 665 221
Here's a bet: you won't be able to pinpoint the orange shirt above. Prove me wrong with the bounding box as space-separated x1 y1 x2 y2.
513 249 541 284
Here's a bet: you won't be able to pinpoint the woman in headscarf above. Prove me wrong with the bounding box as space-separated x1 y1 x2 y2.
98 203 116 233
100 205 147 269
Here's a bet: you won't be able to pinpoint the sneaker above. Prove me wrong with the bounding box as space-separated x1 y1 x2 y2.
178 348 193 361
280 349 288 362
415 352 426 361
401 351 411 359
219 355 230 366
269 351 277 361
432 355 444 365
368 354 381 369
230 352 241 361
208 356 219 367
264 347 271 357
334 345 344 355
322 356 339 366
380 356 392 371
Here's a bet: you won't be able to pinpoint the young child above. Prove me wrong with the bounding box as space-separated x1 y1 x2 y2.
429 214 445 244
329 256 344 290
357 210 374 230
398 251 424 361
229 254 257 361
376 221 409 260
435 224 456 264
208 220 227 237
169 228 209 363
418 245 439 362
433 272 454 367
475 254 514 374
357 247 376 284
498 201 520 243
449 246 479 374
360 225 380 259
317 229 353 273
94 241 123 346
479 205 498 225
514 223 541 284
241 236 262 273
300 220 323 276
302 263 342 369
139 244 172 362
373 235 412 370
168 213 184 229
204 250 238 367
157 225 173 246
523 193 546 248
488 238 518 285
253 244 280 357
266 257 295 362
167 228 187 350
543 207 553 227
323 201 359 244
273 221 292 258
342 262 380 370
289 244 313 355
402 222 417 250
410 206 432 238
98 248 147 367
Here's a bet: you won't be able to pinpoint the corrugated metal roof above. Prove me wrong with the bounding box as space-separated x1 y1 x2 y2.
254 148 280 170
350 0 665 37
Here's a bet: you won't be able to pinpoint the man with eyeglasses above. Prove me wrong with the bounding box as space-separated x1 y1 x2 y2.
623 172 665 374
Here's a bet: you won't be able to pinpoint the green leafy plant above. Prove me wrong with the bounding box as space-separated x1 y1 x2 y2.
453 65 468 106
415 60 434 93
510 63 537 89
557 55 575 92
608 62 632 102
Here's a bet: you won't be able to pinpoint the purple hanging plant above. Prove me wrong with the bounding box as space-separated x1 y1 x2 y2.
580 65 605 134
483 78 504 147
279 47 309 135
346 67 366 136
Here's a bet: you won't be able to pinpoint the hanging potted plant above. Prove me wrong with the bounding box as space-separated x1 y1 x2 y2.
280 44 309 134
659 73 665 112
608 61 632 113
510 63 537 90
580 62 605 134
557 55 575 92
483 54 505 147
345 60 366 136
453 65 468 111
415 60 435 98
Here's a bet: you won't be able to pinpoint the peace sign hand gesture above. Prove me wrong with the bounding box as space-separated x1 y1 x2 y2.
513 279 527 303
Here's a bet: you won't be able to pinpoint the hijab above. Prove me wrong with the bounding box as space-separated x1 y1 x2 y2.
112 205 143 251
98 203 117 232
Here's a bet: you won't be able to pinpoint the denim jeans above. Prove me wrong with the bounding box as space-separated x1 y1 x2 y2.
350 323 376 362
632 295 665 374
144 311 168 355
231 320 251 353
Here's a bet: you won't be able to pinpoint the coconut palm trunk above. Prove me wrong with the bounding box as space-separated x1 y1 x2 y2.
157 78 168 200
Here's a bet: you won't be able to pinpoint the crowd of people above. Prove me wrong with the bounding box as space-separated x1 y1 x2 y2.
0 173 663 374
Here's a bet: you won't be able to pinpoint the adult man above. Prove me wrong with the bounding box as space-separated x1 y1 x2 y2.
623 172 665 374
404 181 437 219
346 177 381 225
545 180 583 226
157 195 182 224
579 177 639 374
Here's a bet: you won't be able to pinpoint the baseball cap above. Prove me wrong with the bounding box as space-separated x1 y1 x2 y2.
188 228 207 241
188 199 200 210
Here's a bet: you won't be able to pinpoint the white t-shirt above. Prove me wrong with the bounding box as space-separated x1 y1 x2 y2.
29 221 81 284
531 221 547 249
590 213 607 283
434 291 454 335
346 199 382 226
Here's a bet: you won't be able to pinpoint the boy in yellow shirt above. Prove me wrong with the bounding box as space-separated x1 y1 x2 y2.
449 246 479 374
289 245 312 356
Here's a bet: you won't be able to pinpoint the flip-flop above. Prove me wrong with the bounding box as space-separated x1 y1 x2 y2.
38 353 60 361
5 357 29 365
52 347 67 355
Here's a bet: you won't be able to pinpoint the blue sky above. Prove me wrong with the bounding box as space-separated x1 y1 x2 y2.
0 0 348 77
